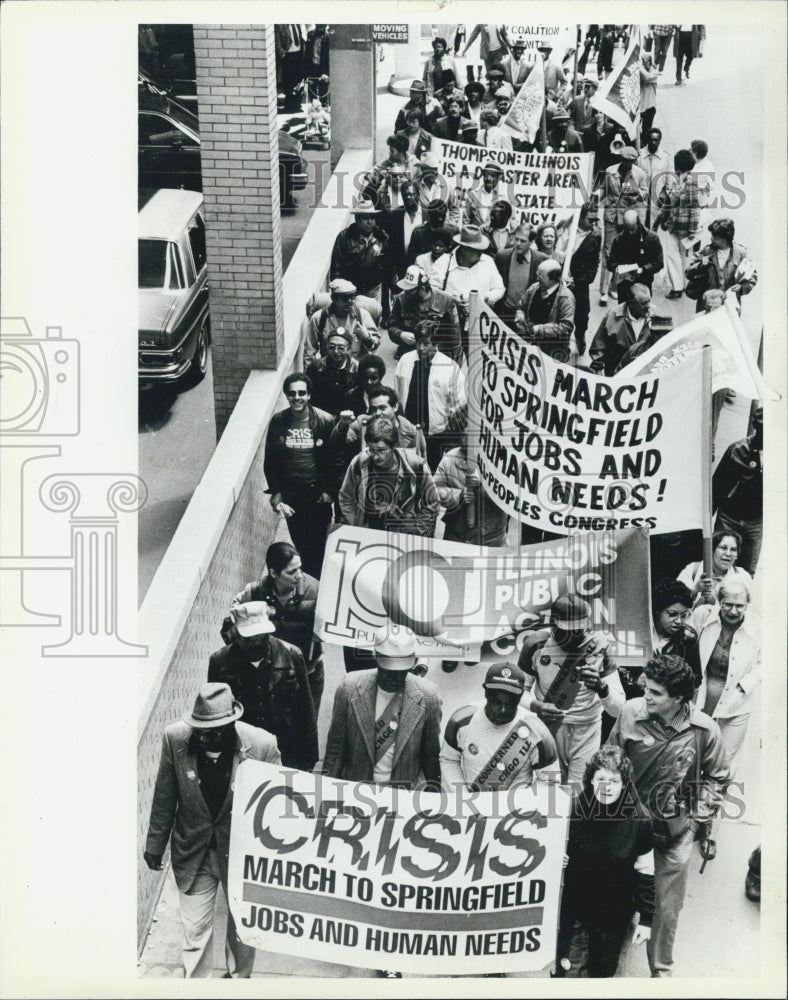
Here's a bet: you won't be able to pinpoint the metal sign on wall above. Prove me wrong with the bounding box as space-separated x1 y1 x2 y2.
371 24 409 43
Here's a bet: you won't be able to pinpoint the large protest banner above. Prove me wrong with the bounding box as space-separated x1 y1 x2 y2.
467 300 705 536
618 292 766 399
315 524 652 663
432 138 593 233
229 761 571 975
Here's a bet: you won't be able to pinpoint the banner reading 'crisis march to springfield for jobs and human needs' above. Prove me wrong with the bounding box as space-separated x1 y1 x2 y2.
229 761 571 975
468 301 705 536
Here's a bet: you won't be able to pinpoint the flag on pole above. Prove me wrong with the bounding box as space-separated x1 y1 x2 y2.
501 55 544 145
590 26 642 139
617 292 766 399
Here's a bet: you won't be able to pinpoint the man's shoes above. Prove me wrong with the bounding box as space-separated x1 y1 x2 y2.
575 339 586 355
377 970 402 978
699 837 717 861
598 294 608 305
675 78 683 86
609 288 618 300
685 68 690 79
666 289 683 299
441 660 458 673
725 389 737 403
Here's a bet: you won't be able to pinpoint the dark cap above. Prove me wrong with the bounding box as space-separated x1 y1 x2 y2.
484 661 527 695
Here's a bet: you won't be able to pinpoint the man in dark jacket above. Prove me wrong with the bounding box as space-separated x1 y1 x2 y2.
431 96 472 142
712 406 763 575
495 223 548 327
305 329 358 414
263 372 336 577
407 199 458 264
569 203 602 354
208 602 318 772
388 263 462 362
589 283 655 376
330 198 392 301
607 209 664 304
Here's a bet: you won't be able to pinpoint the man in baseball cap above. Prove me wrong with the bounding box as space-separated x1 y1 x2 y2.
323 624 442 789
144 682 281 977
518 594 624 787
209 601 318 771
441 661 556 792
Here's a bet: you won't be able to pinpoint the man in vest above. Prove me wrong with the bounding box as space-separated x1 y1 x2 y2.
440 662 556 792
518 595 625 787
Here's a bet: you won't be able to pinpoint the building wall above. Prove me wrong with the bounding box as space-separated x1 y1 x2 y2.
193 24 284 435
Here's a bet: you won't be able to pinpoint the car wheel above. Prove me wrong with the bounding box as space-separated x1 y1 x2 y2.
183 316 210 388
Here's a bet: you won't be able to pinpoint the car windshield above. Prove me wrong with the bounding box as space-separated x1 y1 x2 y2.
139 239 169 288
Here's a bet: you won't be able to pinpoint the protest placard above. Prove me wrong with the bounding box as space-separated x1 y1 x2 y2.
431 138 593 233
467 301 706 536
504 24 575 63
590 28 642 139
315 524 652 663
229 761 571 975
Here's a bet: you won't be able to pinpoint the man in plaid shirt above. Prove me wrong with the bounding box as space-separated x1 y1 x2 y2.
649 25 675 73
655 149 700 298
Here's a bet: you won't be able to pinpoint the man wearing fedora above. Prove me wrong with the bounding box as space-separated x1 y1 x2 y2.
330 197 393 304
208 602 318 773
464 159 505 229
394 79 442 134
429 223 504 358
144 682 281 978
501 38 533 89
441 662 556 792
538 42 567 102
323 625 442 789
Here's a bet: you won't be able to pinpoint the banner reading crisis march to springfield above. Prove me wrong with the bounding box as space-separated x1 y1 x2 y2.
432 139 593 232
467 300 705 536
315 524 652 664
229 762 571 975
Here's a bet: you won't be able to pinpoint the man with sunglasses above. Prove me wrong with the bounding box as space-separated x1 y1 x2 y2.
264 372 337 578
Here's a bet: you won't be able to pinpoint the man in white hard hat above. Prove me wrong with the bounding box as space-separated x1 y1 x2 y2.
322 624 442 790
144 683 281 978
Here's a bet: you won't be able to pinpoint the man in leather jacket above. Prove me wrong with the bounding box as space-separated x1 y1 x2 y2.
208 601 318 772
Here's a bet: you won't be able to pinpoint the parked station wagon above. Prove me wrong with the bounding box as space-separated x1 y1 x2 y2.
138 189 210 388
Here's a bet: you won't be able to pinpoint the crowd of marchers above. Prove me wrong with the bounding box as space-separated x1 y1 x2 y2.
144 23 764 981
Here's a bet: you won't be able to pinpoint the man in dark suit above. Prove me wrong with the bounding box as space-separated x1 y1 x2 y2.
323 625 442 789
208 602 318 772
407 199 458 265
431 96 473 143
495 222 547 326
144 683 281 978
569 202 602 354
381 181 423 325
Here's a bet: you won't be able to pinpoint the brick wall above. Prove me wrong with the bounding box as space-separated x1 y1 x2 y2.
193 25 284 435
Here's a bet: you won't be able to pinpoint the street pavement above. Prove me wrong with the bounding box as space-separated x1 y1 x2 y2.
140 26 765 981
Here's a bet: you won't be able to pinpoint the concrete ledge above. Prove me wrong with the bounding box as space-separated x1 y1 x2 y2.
137 149 371 737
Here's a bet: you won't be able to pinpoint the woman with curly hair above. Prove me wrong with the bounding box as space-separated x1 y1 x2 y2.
555 745 655 978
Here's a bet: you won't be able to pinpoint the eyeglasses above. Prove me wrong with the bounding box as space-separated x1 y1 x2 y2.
286 390 309 398
720 602 746 611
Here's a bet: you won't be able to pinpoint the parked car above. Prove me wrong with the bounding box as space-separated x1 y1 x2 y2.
138 74 308 208
138 188 210 389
